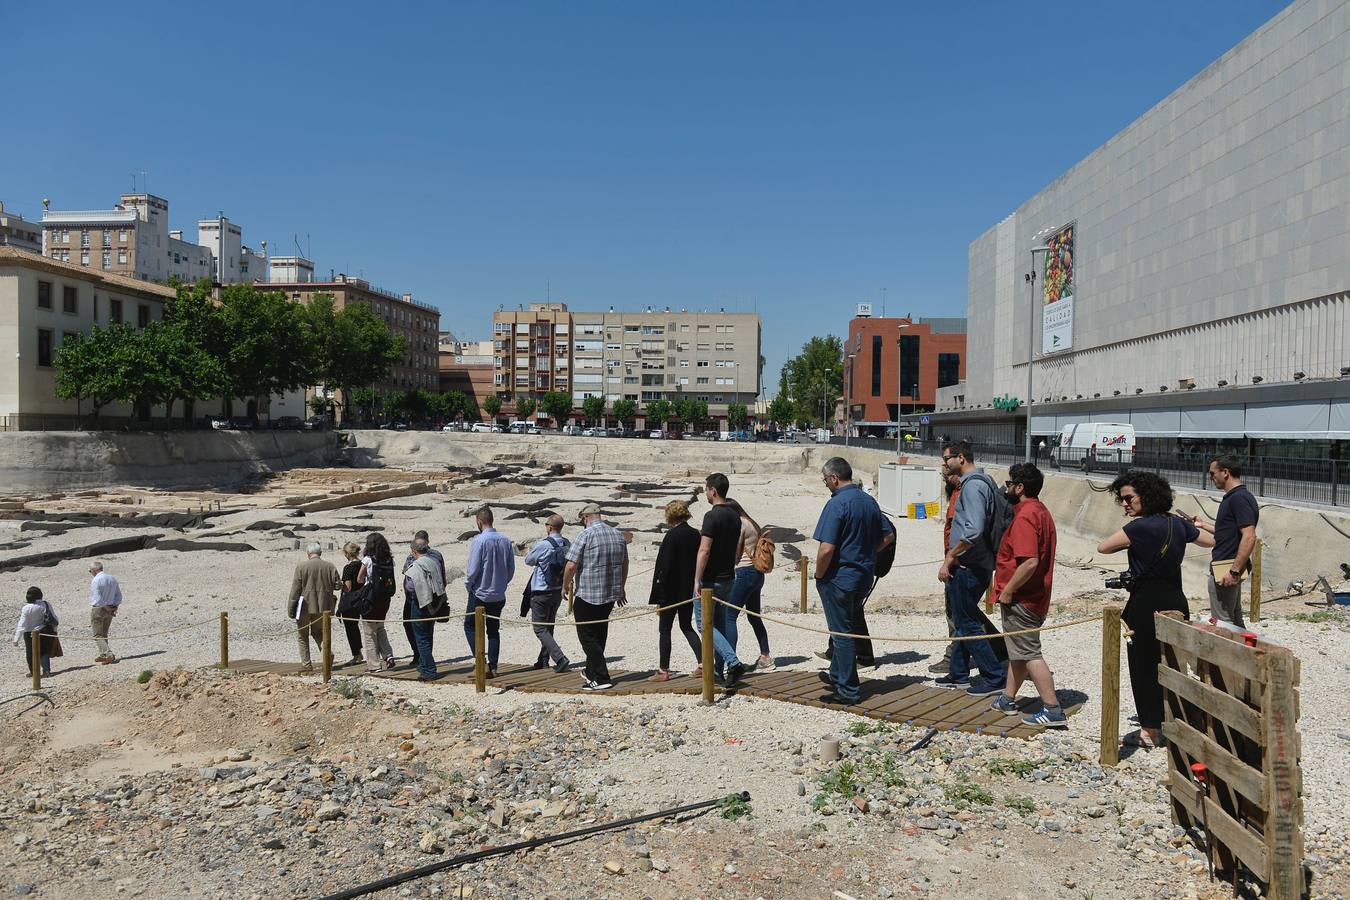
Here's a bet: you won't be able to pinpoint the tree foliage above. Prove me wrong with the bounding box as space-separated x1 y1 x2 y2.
516 396 537 420
482 394 503 419
612 398 636 425
540 391 573 424
582 395 606 425
779 336 842 427
645 398 671 427
727 403 749 431
767 395 797 427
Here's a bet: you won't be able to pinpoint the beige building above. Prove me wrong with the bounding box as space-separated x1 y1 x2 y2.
265 274 441 401
0 202 42 254
492 303 762 425
41 193 218 284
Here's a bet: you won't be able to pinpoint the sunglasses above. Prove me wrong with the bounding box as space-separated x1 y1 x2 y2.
1119 493 1139 505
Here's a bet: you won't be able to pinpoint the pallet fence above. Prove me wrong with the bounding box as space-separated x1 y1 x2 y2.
1156 612 1305 899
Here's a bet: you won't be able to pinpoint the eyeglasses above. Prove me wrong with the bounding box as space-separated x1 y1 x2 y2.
1119 493 1139 505
941 456 954 463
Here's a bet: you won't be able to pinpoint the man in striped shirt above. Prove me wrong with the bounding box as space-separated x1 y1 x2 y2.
563 503 629 691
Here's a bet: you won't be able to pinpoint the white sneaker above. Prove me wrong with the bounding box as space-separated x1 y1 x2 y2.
755 656 776 672
582 680 613 692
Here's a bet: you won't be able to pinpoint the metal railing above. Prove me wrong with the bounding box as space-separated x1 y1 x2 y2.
829 436 1349 507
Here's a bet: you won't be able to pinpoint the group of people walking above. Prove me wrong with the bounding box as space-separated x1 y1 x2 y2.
13 562 123 678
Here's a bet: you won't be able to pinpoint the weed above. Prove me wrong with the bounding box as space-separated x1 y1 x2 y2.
812 760 859 810
718 793 753 820
986 756 1040 778
329 678 368 701
154 594 175 604
943 777 994 808
1287 611 1341 624
137 670 153 684
1003 794 1036 816
846 720 895 738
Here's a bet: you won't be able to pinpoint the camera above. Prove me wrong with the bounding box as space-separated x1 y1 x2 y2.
1105 570 1135 591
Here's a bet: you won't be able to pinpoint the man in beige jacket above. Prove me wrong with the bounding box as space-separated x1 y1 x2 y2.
287 543 340 672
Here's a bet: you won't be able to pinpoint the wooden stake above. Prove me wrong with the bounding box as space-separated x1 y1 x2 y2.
1262 649 1303 899
700 587 715 703
321 611 332 683
799 562 808 613
984 580 995 614
30 632 40 692
473 606 486 693
219 612 229 670
1250 539 1263 623
1099 604 1122 767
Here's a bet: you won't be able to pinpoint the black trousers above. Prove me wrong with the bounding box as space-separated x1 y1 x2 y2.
342 618 362 657
1123 582 1189 730
657 600 701 670
574 599 615 685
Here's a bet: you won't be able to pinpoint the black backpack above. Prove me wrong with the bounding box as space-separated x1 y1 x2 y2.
969 471 1015 555
368 558 397 602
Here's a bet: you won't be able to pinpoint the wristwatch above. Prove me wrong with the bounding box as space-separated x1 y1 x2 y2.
1228 569 1242 579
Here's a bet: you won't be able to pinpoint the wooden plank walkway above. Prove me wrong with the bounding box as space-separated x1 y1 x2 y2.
227 658 1079 739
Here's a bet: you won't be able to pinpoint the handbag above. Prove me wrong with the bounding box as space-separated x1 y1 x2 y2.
339 583 374 619
520 582 533 618
425 592 450 620
40 601 63 658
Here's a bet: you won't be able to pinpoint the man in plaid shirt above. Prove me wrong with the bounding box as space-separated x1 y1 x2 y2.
563 503 629 691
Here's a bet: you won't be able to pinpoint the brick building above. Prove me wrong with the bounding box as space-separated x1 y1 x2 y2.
844 306 966 435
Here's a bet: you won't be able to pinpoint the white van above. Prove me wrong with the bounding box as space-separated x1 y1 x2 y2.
1054 422 1134 471
508 420 539 435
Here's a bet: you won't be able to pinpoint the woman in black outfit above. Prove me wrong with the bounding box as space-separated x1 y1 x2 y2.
647 499 703 681
1098 471 1213 749
337 542 364 664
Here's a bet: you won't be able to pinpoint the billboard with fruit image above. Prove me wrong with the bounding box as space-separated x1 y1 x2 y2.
1041 222 1074 354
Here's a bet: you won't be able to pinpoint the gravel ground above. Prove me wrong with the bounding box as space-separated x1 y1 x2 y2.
2 465 1346 898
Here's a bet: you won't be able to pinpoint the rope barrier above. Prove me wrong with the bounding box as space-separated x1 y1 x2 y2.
325 596 697 630
53 617 219 643
711 596 1103 643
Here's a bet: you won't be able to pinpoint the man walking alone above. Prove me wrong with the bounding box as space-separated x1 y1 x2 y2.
287 544 340 673
1192 454 1259 629
88 561 122 665
523 514 571 672
564 503 628 691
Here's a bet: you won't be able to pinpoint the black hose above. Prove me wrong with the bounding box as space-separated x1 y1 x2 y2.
905 726 939 754
318 791 749 900
0 692 53 709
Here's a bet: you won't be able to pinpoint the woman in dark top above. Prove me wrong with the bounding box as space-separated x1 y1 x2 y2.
1098 471 1213 749
337 542 364 664
647 499 703 681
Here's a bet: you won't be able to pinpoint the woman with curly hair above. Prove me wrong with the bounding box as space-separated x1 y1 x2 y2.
647 500 703 681
1097 471 1212 749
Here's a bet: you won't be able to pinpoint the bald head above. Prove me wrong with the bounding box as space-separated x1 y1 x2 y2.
545 514 564 534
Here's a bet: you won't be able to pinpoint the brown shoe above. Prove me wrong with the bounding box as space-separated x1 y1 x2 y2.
647 670 672 682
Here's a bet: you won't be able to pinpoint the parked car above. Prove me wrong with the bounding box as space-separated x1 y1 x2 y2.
561 424 583 436
508 421 539 435
580 427 603 437
663 430 683 440
648 429 663 439
271 416 304 430
470 422 496 433
378 421 409 431
226 417 256 430
303 416 330 431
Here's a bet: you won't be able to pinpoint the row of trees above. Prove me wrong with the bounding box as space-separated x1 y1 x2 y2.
55 280 405 425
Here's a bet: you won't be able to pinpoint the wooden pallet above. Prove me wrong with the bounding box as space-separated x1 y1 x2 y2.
225 658 1077 739
1156 612 1304 898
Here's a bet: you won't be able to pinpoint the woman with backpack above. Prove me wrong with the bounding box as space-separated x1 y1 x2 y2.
725 498 775 672
12 586 58 677
357 533 397 673
647 500 703 681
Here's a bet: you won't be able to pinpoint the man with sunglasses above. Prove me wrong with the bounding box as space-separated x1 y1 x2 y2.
936 440 1006 695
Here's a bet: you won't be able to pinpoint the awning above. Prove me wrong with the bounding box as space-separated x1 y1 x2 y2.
1180 405 1245 439
1130 408 1182 437
1245 400 1331 439
1331 399 1350 439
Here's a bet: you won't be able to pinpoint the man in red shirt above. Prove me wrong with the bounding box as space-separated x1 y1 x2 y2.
989 463 1065 728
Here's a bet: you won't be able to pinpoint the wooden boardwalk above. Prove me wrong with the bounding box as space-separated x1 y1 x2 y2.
227 658 1077 739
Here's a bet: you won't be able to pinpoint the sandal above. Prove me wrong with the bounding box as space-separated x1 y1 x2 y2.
690 666 702 679
1123 729 1163 750
647 670 672 682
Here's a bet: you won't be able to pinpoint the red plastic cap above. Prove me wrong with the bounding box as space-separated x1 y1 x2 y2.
1190 762 1208 781
1241 632 1258 647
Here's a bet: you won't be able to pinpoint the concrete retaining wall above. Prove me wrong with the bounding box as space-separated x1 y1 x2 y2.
0 430 340 493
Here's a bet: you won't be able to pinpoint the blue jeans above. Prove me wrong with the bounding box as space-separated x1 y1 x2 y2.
463 597 506 669
946 567 1005 683
727 566 764 659
693 578 740 676
407 599 438 679
817 579 863 702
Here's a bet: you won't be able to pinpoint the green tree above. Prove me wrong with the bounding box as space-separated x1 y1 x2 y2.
767 395 796 427
483 394 503 420
612 398 636 426
426 392 452 423
350 386 380 423
780 336 843 427
303 296 405 425
54 330 120 426
516 396 537 420
582 395 606 426
462 397 481 422
308 396 331 417
727 402 749 432
540 391 574 425
146 319 227 424
443 390 469 420
384 389 409 420
645 398 671 430
212 284 314 417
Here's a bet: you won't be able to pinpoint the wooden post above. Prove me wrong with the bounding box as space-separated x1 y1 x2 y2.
799 561 808 613
1099 604 1123 767
473 606 486 693
29 632 40 692
218 612 229 670
1262 649 1303 900
1250 539 1263 623
984 581 995 614
321 611 332 683
700 587 715 703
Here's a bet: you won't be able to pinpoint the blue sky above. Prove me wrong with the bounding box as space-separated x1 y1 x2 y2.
6 1 1285 393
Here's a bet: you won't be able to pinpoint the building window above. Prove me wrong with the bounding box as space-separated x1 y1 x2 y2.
696 360 709 368
110 299 123 323
80 251 90 267
118 250 127 264
899 334 921 399
871 335 882 396
937 352 961 389
80 230 90 248
138 304 150 328
697 377 709 384
63 286 77 314
102 232 111 248
102 252 111 269
37 281 51 309
119 229 128 242
36 329 52 367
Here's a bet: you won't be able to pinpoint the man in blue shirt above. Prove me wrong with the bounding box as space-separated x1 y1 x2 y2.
464 506 516 677
813 457 895 705
523 514 571 672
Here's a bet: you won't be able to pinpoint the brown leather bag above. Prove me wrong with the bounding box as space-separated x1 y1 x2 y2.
751 530 776 574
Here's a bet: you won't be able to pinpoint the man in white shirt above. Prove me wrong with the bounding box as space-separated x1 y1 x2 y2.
89 561 123 664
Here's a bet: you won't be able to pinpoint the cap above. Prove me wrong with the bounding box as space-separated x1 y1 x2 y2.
578 502 602 521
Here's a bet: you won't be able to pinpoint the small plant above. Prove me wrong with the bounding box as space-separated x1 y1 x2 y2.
943 777 994 808
137 670 153 684
329 677 367 701
812 760 859 810
1287 611 1340 624
154 594 176 604
718 793 752 820
846 720 895 738
1003 794 1036 816
986 756 1040 778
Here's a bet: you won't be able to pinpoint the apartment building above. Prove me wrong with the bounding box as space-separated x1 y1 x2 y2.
492 303 762 424
0 203 42 254
197 214 268 284
269 255 314 283
265 274 441 400
844 306 966 435
41 193 221 284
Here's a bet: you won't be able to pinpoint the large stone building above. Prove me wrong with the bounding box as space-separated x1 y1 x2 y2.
0 202 41 254
265 274 441 400
41 194 217 284
843 306 966 436
491 303 762 426
933 0 1350 452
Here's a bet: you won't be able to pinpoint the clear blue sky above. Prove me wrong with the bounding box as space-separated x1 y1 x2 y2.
6 1 1286 394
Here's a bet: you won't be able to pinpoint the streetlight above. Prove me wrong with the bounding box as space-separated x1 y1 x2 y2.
1024 244 1052 462
845 352 856 447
